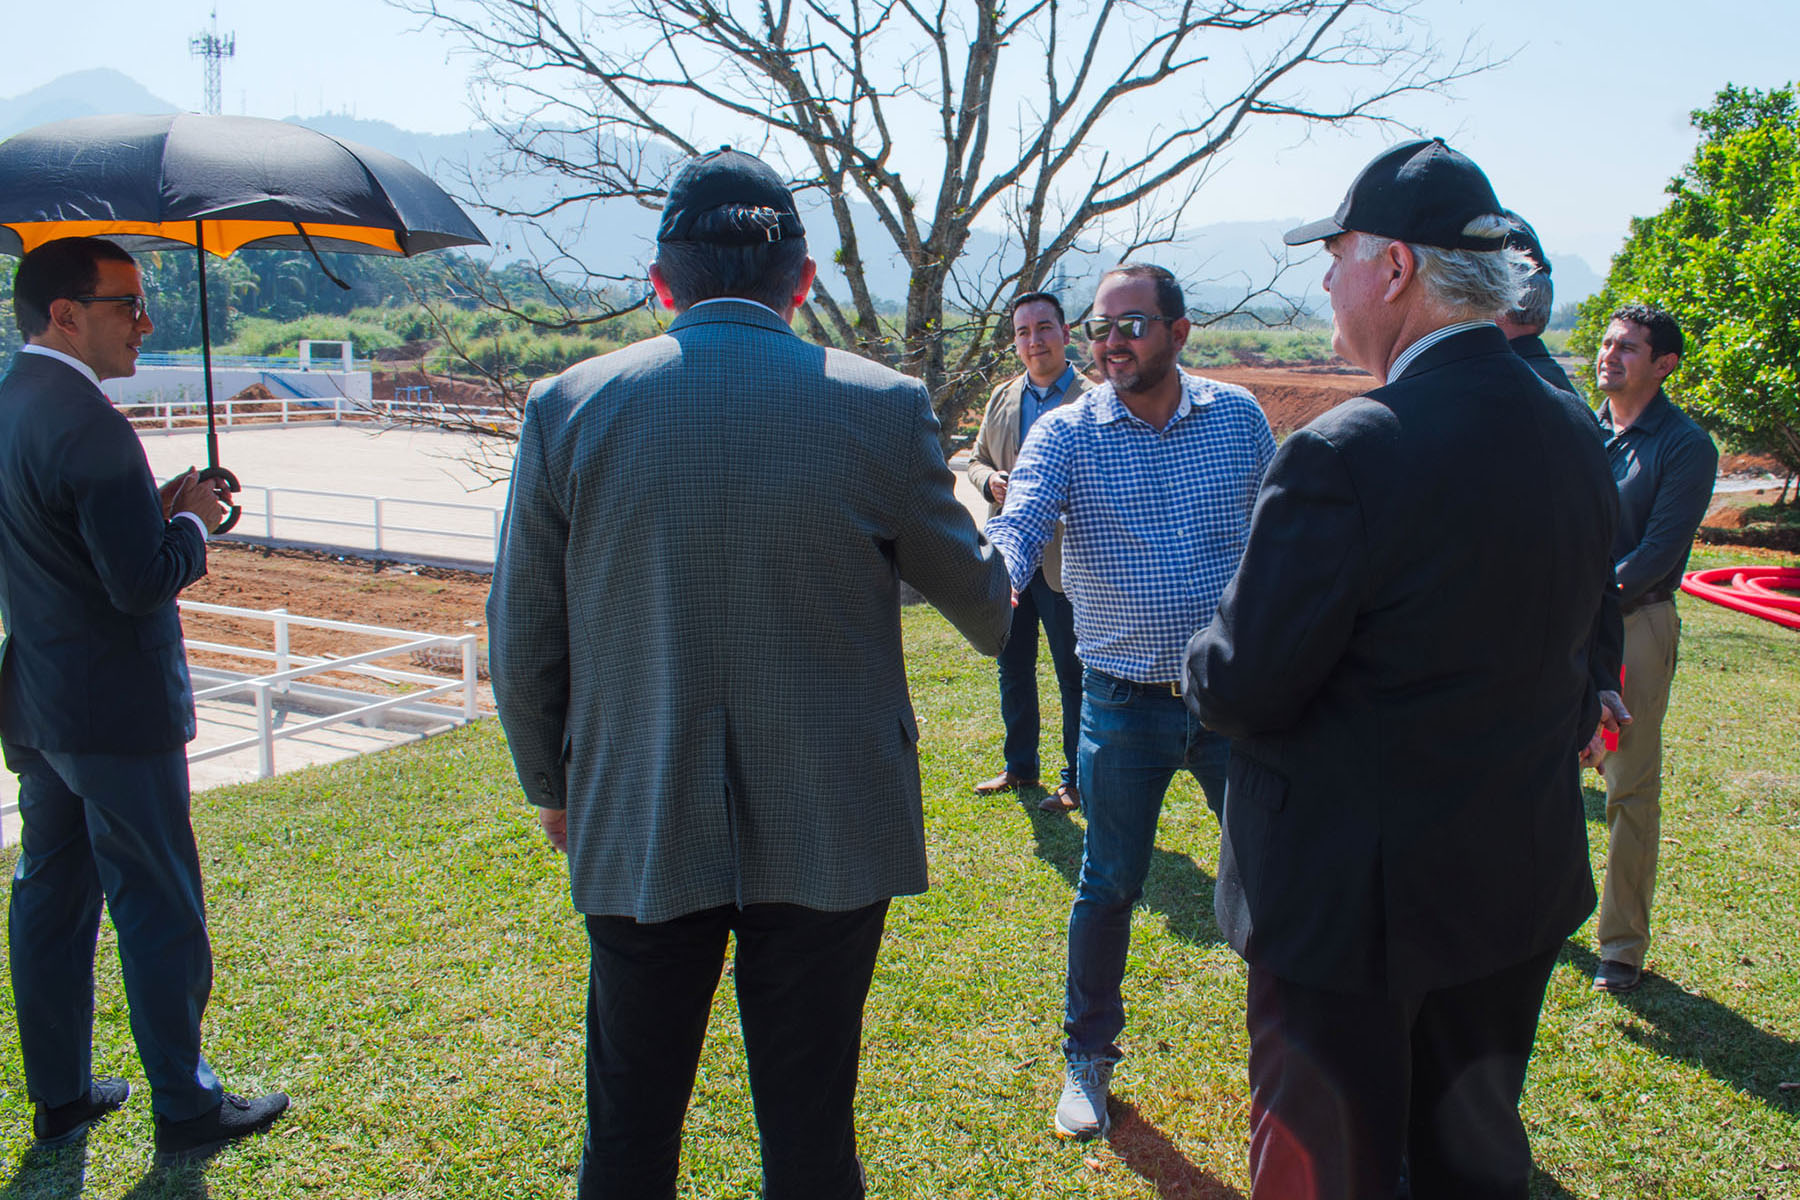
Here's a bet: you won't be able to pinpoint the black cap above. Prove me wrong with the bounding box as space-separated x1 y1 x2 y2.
1284 138 1506 251
656 147 805 245
1501 209 1550 277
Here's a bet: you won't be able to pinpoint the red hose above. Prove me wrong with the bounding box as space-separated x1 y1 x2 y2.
1680 566 1800 630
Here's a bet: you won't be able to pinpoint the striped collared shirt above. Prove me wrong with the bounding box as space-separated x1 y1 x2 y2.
1388 320 1496 381
987 372 1275 683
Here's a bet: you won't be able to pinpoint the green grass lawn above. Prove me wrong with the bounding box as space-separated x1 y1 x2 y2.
1 545 1796 1198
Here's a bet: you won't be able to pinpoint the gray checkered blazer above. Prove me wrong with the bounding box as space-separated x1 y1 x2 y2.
488 300 1012 919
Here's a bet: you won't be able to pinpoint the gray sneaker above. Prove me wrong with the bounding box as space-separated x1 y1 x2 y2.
1054 1055 1114 1139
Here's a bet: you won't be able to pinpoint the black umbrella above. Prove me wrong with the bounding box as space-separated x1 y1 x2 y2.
0 113 489 531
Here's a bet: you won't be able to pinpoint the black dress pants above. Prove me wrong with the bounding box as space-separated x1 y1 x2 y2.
577 899 889 1200
1245 945 1560 1200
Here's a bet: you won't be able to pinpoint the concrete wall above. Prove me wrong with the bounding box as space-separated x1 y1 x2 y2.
104 365 373 406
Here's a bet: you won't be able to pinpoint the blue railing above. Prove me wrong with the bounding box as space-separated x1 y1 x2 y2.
136 352 374 371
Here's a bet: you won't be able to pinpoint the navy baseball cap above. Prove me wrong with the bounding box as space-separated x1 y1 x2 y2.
1284 138 1507 251
656 147 805 245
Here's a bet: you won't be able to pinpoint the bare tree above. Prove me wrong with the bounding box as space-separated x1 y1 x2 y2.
403 0 1485 439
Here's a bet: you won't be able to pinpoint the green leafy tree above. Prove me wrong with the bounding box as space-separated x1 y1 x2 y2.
1573 83 1800 485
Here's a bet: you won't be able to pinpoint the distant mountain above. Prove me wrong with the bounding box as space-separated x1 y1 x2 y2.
2 71 1603 312
0 69 176 139
1546 252 1603 305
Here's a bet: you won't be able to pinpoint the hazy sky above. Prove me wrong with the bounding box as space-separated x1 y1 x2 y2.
6 0 1795 269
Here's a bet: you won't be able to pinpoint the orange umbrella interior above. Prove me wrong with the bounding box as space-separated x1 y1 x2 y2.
1 219 402 257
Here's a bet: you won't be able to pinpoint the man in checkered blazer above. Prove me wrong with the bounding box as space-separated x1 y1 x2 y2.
486 149 1011 1199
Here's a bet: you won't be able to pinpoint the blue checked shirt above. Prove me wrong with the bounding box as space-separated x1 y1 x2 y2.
987 372 1275 683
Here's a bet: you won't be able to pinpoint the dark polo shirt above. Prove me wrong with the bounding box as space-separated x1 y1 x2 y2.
1597 391 1718 607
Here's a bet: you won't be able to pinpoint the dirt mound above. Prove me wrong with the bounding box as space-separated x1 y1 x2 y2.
375 368 509 410
1200 364 1373 436
181 543 493 697
1719 452 1786 477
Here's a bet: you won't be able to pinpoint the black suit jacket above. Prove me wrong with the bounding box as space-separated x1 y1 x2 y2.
1509 333 1582 398
0 352 206 753
1185 326 1617 997
1509 334 1624 690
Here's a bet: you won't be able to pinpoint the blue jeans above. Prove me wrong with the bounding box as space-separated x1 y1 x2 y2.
997 568 1083 787
1063 669 1228 1061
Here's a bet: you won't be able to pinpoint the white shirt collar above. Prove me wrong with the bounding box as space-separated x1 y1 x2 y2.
1388 321 1495 383
19 344 101 389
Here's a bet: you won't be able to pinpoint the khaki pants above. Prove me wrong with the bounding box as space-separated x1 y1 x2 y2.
1596 600 1681 968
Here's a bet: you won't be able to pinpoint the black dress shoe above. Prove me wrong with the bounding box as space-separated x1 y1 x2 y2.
34 1077 130 1146
1592 958 1643 994
154 1091 290 1164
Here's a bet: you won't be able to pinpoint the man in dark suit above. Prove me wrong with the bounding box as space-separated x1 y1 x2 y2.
1184 140 1618 1199
487 150 1011 1198
965 291 1092 812
0 237 288 1160
1497 209 1582 397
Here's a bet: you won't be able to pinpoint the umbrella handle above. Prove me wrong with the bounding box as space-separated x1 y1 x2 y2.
197 464 242 536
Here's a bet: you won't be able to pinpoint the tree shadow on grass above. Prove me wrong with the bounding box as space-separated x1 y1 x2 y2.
1563 942 1800 1118
0 1136 88 1200
1024 795 1222 944
1106 1100 1245 1199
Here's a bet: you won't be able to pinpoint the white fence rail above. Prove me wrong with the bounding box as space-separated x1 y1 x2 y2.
122 392 518 434
180 601 482 780
223 485 504 563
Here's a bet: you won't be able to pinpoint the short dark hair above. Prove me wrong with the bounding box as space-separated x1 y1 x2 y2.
1100 263 1185 320
1610 304 1683 360
13 237 136 338
653 236 810 312
1009 291 1066 325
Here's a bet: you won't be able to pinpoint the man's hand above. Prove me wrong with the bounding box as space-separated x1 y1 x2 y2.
539 807 569 853
159 466 197 519
988 470 1009 505
168 470 228 533
1579 726 1607 771
1598 689 1632 734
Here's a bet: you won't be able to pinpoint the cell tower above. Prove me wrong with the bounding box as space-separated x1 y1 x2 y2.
189 9 236 116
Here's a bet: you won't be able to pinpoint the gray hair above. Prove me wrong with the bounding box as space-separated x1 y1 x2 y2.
1505 270 1554 333
1355 215 1530 321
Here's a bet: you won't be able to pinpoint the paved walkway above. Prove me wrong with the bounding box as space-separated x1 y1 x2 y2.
0 693 443 847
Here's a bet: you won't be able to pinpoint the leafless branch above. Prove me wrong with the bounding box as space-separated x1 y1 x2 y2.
400 0 1494 440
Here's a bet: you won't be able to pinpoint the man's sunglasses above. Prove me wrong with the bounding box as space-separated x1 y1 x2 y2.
1082 314 1171 341
73 294 150 322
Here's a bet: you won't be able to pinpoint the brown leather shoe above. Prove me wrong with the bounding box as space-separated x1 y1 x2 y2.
973 769 1038 794
1037 782 1080 813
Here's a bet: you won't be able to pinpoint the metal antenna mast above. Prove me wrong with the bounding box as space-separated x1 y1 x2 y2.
189 9 236 116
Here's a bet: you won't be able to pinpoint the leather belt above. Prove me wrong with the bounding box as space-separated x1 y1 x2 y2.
1091 668 1182 697
1622 588 1676 614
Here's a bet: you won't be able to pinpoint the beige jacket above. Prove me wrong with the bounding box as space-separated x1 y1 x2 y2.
965 368 1092 592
